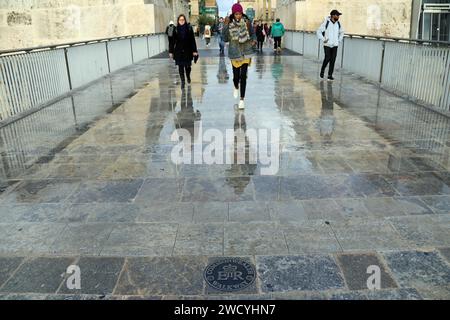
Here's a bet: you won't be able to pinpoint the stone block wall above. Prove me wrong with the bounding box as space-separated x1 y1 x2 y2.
276 0 413 38
0 0 176 50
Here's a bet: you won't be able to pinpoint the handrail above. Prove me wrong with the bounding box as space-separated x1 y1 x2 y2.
286 29 450 46
0 32 165 56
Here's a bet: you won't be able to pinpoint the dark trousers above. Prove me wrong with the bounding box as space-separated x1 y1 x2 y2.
219 37 225 53
257 40 264 50
273 37 282 50
232 63 249 99
321 46 338 77
178 65 191 83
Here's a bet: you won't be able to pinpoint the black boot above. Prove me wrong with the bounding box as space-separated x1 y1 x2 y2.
186 67 191 84
178 67 186 89
180 73 186 89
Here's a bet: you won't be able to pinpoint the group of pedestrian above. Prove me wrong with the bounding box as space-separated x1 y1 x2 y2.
166 4 345 109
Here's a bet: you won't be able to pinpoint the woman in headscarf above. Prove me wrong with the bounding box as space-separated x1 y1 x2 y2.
169 14 198 89
223 3 256 109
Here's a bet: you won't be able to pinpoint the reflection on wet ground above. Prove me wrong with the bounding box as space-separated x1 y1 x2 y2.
0 43 449 300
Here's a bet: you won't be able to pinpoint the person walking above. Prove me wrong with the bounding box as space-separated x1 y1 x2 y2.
204 24 212 47
271 18 285 53
255 20 265 52
223 3 256 110
217 17 226 55
166 20 176 51
169 14 198 89
316 9 344 81
263 23 269 43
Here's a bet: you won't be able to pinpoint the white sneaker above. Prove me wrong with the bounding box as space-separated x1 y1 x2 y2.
238 100 245 109
233 87 239 99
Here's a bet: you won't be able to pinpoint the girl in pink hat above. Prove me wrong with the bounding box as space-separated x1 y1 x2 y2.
223 2 256 109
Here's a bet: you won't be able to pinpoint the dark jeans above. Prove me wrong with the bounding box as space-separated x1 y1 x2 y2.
273 37 282 50
219 37 225 52
321 46 338 77
178 65 191 83
232 63 249 99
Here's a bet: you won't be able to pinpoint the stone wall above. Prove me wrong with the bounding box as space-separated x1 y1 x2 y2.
276 0 413 38
0 0 179 50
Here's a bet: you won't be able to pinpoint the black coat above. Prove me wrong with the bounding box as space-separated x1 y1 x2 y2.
256 25 265 41
169 24 198 64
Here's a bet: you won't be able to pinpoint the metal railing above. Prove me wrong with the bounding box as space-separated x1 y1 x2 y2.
0 33 168 123
285 30 450 112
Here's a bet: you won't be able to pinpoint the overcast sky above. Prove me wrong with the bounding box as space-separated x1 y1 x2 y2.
217 0 236 18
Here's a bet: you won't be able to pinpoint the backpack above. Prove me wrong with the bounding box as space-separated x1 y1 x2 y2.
205 28 211 36
322 20 341 37
167 25 175 37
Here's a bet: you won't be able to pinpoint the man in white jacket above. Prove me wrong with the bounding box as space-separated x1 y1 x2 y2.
316 10 344 81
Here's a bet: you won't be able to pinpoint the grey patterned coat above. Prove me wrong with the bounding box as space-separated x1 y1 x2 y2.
222 18 256 60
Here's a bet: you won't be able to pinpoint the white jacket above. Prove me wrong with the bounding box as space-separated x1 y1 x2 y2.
204 25 211 38
316 17 344 48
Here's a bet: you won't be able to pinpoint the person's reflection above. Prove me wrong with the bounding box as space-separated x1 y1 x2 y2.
174 86 201 140
226 110 257 195
271 54 283 81
255 53 265 79
318 81 336 141
217 56 229 83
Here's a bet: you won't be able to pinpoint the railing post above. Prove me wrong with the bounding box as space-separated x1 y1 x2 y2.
317 38 320 60
105 42 111 73
291 31 294 50
146 35 150 58
63 48 72 90
341 37 345 68
158 34 161 54
130 38 134 63
379 40 386 83
302 32 305 55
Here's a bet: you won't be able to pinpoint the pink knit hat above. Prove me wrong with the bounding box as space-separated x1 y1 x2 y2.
232 3 243 14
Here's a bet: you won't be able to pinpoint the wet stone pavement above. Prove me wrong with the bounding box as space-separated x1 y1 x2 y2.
0 41 449 300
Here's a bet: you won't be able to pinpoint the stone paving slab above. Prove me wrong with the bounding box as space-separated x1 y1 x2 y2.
0 223 67 255
193 202 229 223
173 223 224 256
256 255 346 293
281 221 341 254
114 257 208 296
0 257 75 294
224 222 289 256
67 179 144 203
382 250 450 289
330 219 411 251
420 195 450 214
57 257 124 295
100 223 178 257
0 257 24 288
336 253 398 290
50 223 113 256
136 202 194 223
388 215 450 247
1 180 80 204
438 247 450 262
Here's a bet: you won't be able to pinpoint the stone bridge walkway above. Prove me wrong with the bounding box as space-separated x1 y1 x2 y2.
0 39 449 300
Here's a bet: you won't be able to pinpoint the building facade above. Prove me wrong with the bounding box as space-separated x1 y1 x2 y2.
0 0 189 50
275 0 449 40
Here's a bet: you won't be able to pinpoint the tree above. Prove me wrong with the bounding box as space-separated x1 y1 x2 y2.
197 14 216 30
